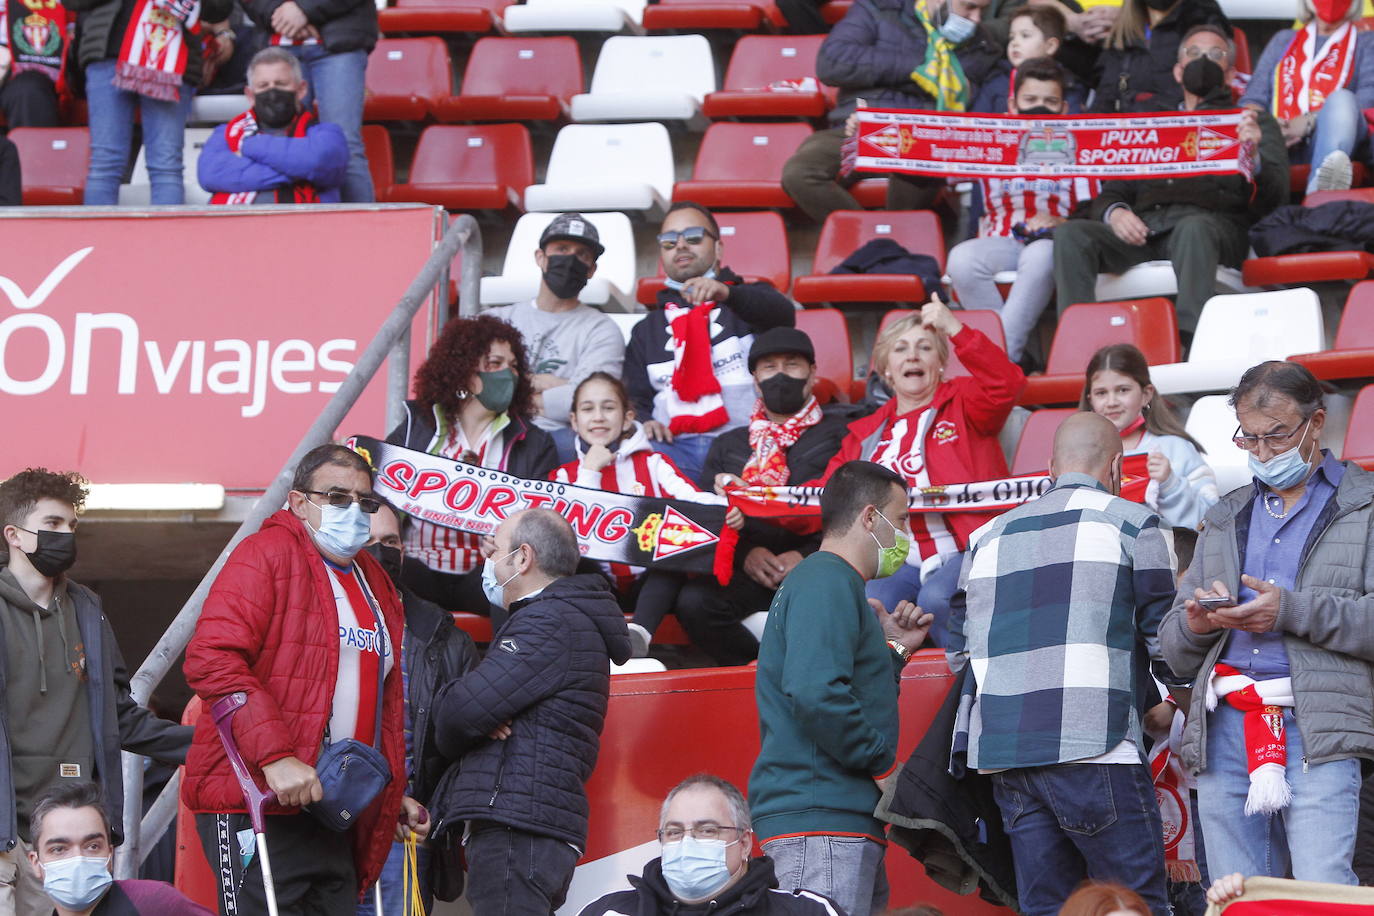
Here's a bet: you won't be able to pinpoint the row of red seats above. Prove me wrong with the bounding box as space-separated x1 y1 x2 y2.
375 0 852 35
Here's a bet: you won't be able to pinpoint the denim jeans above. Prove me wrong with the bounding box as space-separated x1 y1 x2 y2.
992 763 1169 916
84 59 194 205
946 235 1057 362
287 45 374 202
764 834 888 916
864 553 961 648
355 839 431 916
1196 703 1361 884
464 822 579 916
652 433 716 487
1300 88 1368 193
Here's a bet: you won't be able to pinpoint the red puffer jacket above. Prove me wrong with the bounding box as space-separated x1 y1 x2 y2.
181 509 406 893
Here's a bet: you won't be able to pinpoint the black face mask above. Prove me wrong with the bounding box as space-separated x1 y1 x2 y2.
759 372 809 416
1018 105 1058 116
253 88 299 130
1143 0 1175 10
542 254 590 300
16 528 77 578
363 543 404 586
1181 57 1225 98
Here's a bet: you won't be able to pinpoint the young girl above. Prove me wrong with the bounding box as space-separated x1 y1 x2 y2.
552 372 738 657
1080 344 1219 529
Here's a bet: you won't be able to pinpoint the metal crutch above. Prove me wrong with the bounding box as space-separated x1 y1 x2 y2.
211 692 281 916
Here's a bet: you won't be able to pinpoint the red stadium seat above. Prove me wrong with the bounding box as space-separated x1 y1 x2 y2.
877 308 1005 381
11 127 89 205
820 0 850 23
794 308 856 403
1290 281 1374 380
673 122 812 210
1018 298 1181 405
1011 407 1076 475
1342 383 1374 470
1242 186 1374 286
1232 28 1251 75
378 0 510 34
701 35 833 120
361 124 394 201
363 38 452 120
636 211 792 303
1288 163 1369 195
435 37 582 122
642 0 783 30
387 124 532 210
792 210 945 305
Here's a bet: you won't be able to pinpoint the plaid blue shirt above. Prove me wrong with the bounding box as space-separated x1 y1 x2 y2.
952 473 1178 770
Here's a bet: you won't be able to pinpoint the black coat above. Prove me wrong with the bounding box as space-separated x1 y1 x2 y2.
1250 201 1374 258
700 409 852 558
430 575 632 848
577 856 843 916
1090 0 1230 113
818 0 1002 125
402 587 477 806
242 0 378 54
386 400 560 484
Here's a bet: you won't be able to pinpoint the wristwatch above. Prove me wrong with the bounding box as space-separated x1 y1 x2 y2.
886 639 912 662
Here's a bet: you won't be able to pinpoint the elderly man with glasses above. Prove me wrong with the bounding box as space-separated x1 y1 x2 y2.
577 774 843 916
623 201 797 484
1053 23 1289 347
1161 360 1374 887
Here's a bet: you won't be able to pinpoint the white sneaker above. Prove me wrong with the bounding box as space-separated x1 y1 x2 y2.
1314 150 1353 192
627 622 652 658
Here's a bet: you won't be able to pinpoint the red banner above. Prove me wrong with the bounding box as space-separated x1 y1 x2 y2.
1208 876 1374 914
0 207 441 489
846 108 1254 181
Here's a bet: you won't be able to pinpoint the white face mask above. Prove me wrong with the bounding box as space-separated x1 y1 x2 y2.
480 548 520 608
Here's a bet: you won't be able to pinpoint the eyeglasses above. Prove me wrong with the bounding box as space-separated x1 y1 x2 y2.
1231 418 1309 452
657 824 744 843
657 226 718 250
302 490 383 514
1181 46 1229 63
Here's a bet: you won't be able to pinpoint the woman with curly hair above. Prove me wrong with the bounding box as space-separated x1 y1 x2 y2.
386 314 559 613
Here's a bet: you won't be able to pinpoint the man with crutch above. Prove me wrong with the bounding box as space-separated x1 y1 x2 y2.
182 444 427 914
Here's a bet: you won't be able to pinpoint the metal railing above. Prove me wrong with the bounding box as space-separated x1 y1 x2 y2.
113 212 482 878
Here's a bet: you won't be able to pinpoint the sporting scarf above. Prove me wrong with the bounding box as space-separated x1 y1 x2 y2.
209 108 323 205
664 301 729 436
114 0 200 101
1273 19 1357 122
910 0 969 112
1206 663 1296 815
741 396 822 487
1149 703 1200 883
3 0 71 85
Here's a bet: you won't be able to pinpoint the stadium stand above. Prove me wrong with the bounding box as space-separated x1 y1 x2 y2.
792 210 946 305
503 0 648 33
1342 384 1374 470
635 210 792 303
434 36 583 122
523 122 674 214
386 124 533 211
480 210 638 311
362 125 396 201
1183 395 1256 495
1010 407 1075 475
363 38 453 121
793 307 856 403
1290 282 1374 381
378 0 512 35
641 0 785 31
570 35 716 123
11 127 89 205
672 122 813 209
701 34 832 119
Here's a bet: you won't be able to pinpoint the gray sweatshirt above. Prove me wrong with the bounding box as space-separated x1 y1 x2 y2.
484 300 626 432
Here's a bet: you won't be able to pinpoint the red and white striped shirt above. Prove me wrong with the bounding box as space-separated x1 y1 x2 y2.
867 407 958 563
977 175 1096 239
403 414 508 575
326 561 394 744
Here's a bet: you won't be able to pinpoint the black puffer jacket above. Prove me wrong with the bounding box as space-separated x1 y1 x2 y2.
1090 0 1230 113
387 399 560 484
242 0 377 54
430 574 632 848
818 0 1002 125
402 586 477 806
577 856 844 916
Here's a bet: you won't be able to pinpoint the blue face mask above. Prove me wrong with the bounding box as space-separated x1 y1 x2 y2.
305 499 371 560
1248 419 1316 490
42 855 113 910
481 549 520 608
939 9 976 43
660 836 740 902
663 267 716 292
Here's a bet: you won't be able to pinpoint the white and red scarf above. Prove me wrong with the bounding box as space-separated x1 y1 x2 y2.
114 0 200 101
1273 20 1357 121
663 302 729 436
741 396 822 487
1150 703 1200 883
209 108 323 205
1207 663 1296 815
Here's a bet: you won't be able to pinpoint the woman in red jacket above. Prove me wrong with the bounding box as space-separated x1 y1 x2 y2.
817 296 1026 646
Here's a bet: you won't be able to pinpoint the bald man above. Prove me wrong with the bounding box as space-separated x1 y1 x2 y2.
947 412 1179 916
431 508 631 916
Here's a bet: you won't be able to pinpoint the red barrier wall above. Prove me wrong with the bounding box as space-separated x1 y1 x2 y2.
175 652 1010 913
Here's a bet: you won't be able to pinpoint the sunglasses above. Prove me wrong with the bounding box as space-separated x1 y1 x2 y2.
657 226 718 250
302 490 383 514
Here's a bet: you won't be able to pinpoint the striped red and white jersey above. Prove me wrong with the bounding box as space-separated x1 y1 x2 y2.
866 406 958 563
325 561 394 744
977 175 1097 239
403 416 507 575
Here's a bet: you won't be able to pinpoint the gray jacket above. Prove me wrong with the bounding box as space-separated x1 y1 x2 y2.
1160 461 1374 773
